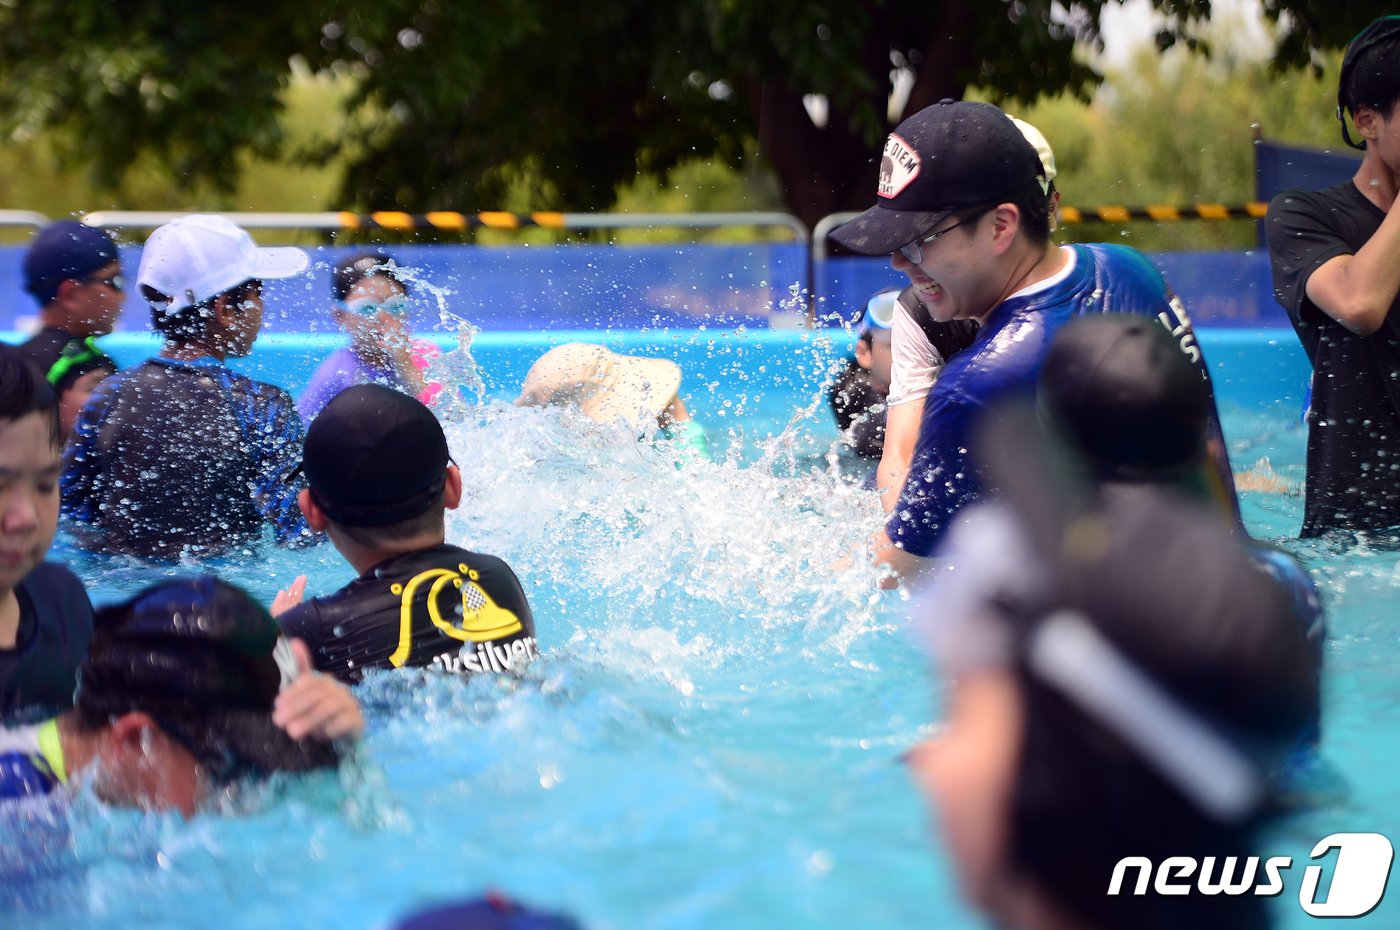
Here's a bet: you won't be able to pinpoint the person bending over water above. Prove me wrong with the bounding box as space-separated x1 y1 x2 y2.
0 576 361 815
297 251 438 421
827 287 898 462
61 214 314 558
516 342 712 462
275 385 537 683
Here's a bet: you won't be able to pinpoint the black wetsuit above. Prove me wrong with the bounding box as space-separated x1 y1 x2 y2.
278 543 537 684
61 357 311 557
16 328 117 393
0 564 94 720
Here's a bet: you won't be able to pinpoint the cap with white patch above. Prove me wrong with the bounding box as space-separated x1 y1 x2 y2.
830 100 1043 257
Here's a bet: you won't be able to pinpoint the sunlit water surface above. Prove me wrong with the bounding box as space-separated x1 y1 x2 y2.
1 331 1396 930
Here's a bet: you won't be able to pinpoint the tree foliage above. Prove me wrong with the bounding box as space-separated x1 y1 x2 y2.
0 0 1389 229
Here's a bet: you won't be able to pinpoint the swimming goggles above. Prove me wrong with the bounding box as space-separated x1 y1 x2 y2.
859 289 899 333
344 294 409 317
77 272 124 292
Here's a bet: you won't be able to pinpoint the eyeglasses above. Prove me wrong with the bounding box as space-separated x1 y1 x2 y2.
77 272 125 292
897 209 989 265
344 294 409 317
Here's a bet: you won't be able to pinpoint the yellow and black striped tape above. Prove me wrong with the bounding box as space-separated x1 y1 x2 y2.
328 205 1271 230
1057 203 1269 224
334 211 567 230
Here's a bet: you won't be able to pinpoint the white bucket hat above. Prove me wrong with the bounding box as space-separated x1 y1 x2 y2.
136 214 310 313
515 343 683 431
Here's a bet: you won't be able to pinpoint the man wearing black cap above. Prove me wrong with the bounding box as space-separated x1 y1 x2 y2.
1266 16 1400 539
830 99 1232 585
276 385 536 683
15 221 125 436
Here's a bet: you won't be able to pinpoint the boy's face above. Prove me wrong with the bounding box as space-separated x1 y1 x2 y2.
0 412 60 591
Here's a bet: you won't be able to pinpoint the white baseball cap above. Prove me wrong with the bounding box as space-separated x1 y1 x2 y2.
137 214 310 313
1008 116 1058 194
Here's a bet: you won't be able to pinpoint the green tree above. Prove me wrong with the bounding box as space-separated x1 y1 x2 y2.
0 1 1388 230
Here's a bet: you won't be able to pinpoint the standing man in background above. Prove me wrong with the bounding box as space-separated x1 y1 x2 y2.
1266 15 1400 539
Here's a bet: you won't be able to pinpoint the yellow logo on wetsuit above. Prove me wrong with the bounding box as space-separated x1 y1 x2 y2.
387 563 523 667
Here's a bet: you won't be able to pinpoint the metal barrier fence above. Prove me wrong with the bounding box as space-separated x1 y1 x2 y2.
0 207 1286 329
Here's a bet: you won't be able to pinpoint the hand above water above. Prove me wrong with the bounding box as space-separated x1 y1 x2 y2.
273 639 364 743
271 575 306 617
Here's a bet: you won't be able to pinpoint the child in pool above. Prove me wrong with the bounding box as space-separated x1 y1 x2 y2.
0 575 362 814
0 344 93 720
275 385 536 683
515 342 712 463
297 251 442 421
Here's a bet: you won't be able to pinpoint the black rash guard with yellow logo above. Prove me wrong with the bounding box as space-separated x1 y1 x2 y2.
277 544 537 684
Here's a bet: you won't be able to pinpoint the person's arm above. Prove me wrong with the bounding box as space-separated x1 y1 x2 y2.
881 386 985 582
1302 195 1400 335
59 377 117 522
870 526 933 589
880 297 943 512
877 398 924 513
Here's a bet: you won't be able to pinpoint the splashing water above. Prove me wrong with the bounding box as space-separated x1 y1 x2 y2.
13 333 1400 930
384 261 489 415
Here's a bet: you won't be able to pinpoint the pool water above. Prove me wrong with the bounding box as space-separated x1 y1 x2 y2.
3 328 1398 930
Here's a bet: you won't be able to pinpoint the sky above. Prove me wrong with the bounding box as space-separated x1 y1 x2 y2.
1097 0 1275 68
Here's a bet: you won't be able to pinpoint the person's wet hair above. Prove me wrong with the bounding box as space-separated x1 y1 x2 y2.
334 506 445 549
73 576 340 784
143 279 260 344
0 343 62 447
1340 16 1400 122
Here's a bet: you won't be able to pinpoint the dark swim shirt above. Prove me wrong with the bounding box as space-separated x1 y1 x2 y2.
0 564 94 720
277 544 537 684
60 357 311 557
17 328 117 394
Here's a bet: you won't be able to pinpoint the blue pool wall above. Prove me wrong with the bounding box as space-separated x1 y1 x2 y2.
19 327 1310 422
0 243 1285 334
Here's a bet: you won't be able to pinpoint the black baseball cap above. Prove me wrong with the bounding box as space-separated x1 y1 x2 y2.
1037 315 1210 483
23 221 120 305
333 251 407 302
74 576 339 782
829 100 1043 256
302 384 450 527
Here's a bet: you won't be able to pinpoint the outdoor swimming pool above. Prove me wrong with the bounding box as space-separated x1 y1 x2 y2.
2 326 1396 930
